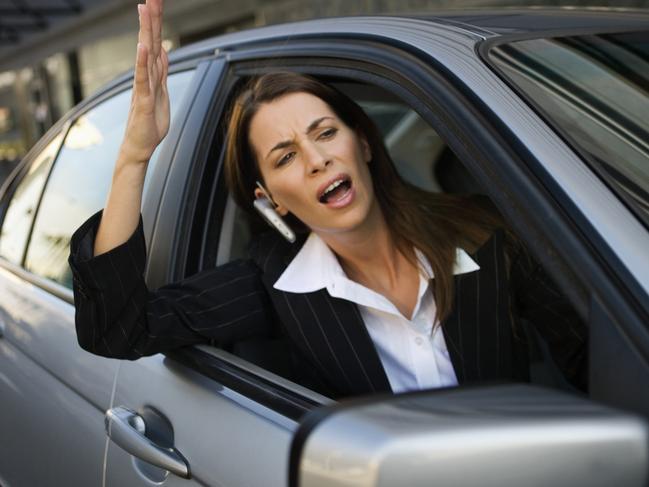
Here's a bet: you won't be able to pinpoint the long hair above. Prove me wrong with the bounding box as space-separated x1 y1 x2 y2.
224 72 504 323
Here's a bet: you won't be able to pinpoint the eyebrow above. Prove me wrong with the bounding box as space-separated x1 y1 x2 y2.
265 116 334 159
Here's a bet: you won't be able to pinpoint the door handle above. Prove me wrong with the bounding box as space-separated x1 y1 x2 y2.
105 406 191 479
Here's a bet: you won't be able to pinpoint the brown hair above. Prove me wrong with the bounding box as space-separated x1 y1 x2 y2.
225 72 504 322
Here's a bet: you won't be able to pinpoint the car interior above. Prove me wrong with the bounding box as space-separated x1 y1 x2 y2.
209 75 575 398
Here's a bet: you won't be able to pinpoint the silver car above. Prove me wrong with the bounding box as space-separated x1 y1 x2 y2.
1 9 648 487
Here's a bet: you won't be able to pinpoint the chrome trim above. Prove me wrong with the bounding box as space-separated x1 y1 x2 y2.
105 406 191 479
0 258 74 305
195 345 333 407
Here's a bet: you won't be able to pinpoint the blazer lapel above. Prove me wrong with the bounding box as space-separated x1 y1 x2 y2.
442 229 514 385
257 232 391 397
255 228 517 395
298 290 391 396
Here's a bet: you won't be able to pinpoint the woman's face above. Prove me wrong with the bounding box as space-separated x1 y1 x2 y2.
249 92 377 235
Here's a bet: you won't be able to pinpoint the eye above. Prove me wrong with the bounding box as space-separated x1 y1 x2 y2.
318 127 337 140
277 151 295 167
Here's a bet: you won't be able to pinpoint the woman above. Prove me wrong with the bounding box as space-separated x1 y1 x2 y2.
69 0 587 398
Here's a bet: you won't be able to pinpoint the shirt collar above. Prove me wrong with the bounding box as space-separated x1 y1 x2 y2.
273 232 480 294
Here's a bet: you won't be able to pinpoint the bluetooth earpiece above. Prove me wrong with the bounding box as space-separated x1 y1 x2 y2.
253 181 296 243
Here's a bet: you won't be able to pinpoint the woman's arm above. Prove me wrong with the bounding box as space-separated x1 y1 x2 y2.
70 212 273 359
68 0 274 359
94 0 169 256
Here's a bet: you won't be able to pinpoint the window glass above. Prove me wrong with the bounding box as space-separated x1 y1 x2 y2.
360 100 449 193
0 134 63 265
336 82 481 194
24 69 195 288
489 31 649 223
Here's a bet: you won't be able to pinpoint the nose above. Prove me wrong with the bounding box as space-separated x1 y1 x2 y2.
302 140 331 174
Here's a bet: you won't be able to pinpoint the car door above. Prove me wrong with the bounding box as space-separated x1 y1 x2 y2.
100 39 553 487
483 28 649 417
104 19 649 487
0 67 197 487
97 56 323 487
283 23 649 486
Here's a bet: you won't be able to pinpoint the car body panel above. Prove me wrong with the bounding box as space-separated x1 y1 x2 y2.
105 353 295 486
104 13 649 483
0 10 648 487
163 11 649 64
0 264 117 486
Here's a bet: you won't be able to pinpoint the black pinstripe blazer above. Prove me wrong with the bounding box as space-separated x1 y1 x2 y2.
69 210 587 399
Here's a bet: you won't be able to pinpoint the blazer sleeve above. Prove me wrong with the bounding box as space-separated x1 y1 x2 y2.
509 241 588 392
68 210 273 360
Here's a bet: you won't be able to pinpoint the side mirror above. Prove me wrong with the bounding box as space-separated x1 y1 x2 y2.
290 384 649 487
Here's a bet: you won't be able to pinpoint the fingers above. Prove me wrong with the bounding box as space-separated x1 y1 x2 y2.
149 0 162 60
160 45 168 86
154 47 168 112
137 3 154 66
134 42 150 97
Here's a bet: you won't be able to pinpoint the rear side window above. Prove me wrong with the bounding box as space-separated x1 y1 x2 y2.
24 70 195 288
0 134 63 265
489 31 649 225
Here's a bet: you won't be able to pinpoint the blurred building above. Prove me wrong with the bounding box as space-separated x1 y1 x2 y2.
0 0 648 174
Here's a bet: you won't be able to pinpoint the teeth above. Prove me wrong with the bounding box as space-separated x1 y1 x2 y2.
323 179 344 196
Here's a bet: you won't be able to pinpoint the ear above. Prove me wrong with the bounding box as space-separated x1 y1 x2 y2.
253 187 289 216
358 131 372 163
275 204 289 216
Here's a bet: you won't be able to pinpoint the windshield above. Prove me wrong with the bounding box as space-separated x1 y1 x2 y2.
489 30 649 225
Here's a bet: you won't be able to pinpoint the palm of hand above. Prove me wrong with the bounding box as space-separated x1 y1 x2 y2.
123 0 170 164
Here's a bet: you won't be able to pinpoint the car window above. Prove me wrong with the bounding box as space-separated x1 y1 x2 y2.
24 69 195 288
0 134 63 265
489 30 649 224
198 69 586 404
222 80 483 263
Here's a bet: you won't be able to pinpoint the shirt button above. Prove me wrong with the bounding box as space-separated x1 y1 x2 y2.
415 336 424 346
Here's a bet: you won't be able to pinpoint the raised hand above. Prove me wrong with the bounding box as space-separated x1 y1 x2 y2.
93 0 169 256
121 0 169 165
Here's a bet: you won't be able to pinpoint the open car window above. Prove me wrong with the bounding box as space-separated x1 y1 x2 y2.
220 79 485 264
208 72 579 399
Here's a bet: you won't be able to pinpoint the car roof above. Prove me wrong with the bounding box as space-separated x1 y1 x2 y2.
89 8 649 101
415 8 649 35
166 7 649 64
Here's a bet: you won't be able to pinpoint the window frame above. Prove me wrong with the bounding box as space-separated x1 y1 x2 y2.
0 63 202 304
0 79 137 304
0 83 137 303
0 126 70 301
0 130 66 262
23 87 136 291
190 42 593 315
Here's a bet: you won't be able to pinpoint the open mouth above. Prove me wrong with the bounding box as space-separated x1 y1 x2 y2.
318 176 353 204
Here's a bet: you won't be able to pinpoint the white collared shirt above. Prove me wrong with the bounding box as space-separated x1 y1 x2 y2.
273 232 480 393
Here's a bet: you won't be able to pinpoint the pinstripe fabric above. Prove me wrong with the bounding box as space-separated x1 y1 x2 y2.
70 211 587 398
70 211 273 360
254 231 391 396
443 230 517 384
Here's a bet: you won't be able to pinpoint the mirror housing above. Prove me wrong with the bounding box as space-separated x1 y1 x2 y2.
290 385 649 487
